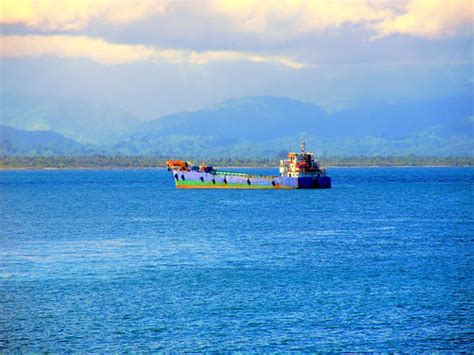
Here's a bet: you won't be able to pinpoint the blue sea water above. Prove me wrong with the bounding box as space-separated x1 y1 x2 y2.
0 167 473 352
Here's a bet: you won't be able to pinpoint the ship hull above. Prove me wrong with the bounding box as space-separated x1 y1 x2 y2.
170 170 331 189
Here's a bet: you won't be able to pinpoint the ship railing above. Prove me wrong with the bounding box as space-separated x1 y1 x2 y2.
214 171 278 179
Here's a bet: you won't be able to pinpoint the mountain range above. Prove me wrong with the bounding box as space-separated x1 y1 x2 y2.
0 94 472 157
0 94 139 144
0 124 92 156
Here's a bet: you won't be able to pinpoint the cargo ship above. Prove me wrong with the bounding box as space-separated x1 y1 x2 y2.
166 141 331 189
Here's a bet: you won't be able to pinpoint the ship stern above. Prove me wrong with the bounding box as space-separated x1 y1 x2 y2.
297 176 331 189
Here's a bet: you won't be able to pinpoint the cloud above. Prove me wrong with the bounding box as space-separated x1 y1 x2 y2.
188 50 308 69
0 0 166 31
0 34 308 68
209 0 390 38
374 0 474 39
0 0 472 50
0 35 157 64
210 0 474 40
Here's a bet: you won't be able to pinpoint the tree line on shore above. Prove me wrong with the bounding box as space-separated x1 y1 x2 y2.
1 155 473 169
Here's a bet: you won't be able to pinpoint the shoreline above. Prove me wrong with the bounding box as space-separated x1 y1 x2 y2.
2 156 472 171
1 165 472 171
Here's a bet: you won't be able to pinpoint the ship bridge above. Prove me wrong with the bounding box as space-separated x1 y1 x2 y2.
279 140 326 178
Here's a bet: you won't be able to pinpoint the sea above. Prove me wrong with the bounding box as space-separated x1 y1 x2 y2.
1 167 473 352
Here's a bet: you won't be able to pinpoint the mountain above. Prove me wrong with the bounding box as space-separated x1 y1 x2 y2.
0 94 140 144
0 124 91 156
1 94 472 157
135 96 329 140
118 96 473 157
328 97 473 139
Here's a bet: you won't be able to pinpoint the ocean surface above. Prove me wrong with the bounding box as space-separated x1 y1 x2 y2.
1 167 473 352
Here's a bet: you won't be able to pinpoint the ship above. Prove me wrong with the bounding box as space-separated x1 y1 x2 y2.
166 141 331 189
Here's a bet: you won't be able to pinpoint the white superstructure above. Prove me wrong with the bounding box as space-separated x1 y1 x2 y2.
279 140 326 178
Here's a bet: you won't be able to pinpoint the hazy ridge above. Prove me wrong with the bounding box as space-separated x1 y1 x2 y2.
1 94 472 157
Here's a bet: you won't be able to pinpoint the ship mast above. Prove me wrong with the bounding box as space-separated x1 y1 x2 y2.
300 139 305 153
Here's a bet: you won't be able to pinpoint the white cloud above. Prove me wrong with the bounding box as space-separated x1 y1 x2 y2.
0 0 167 31
174 0 473 41
0 34 308 68
209 0 391 38
0 0 472 53
374 0 474 39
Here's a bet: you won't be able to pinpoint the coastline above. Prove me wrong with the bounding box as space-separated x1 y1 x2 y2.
1 164 473 171
2 155 473 170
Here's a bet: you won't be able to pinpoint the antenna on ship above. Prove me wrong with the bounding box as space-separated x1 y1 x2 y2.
300 139 305 153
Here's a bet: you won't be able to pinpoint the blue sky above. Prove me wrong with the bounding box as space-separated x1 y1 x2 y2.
1 0 472 119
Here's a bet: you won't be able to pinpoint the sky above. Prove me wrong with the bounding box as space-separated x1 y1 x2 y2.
0 0 473 119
